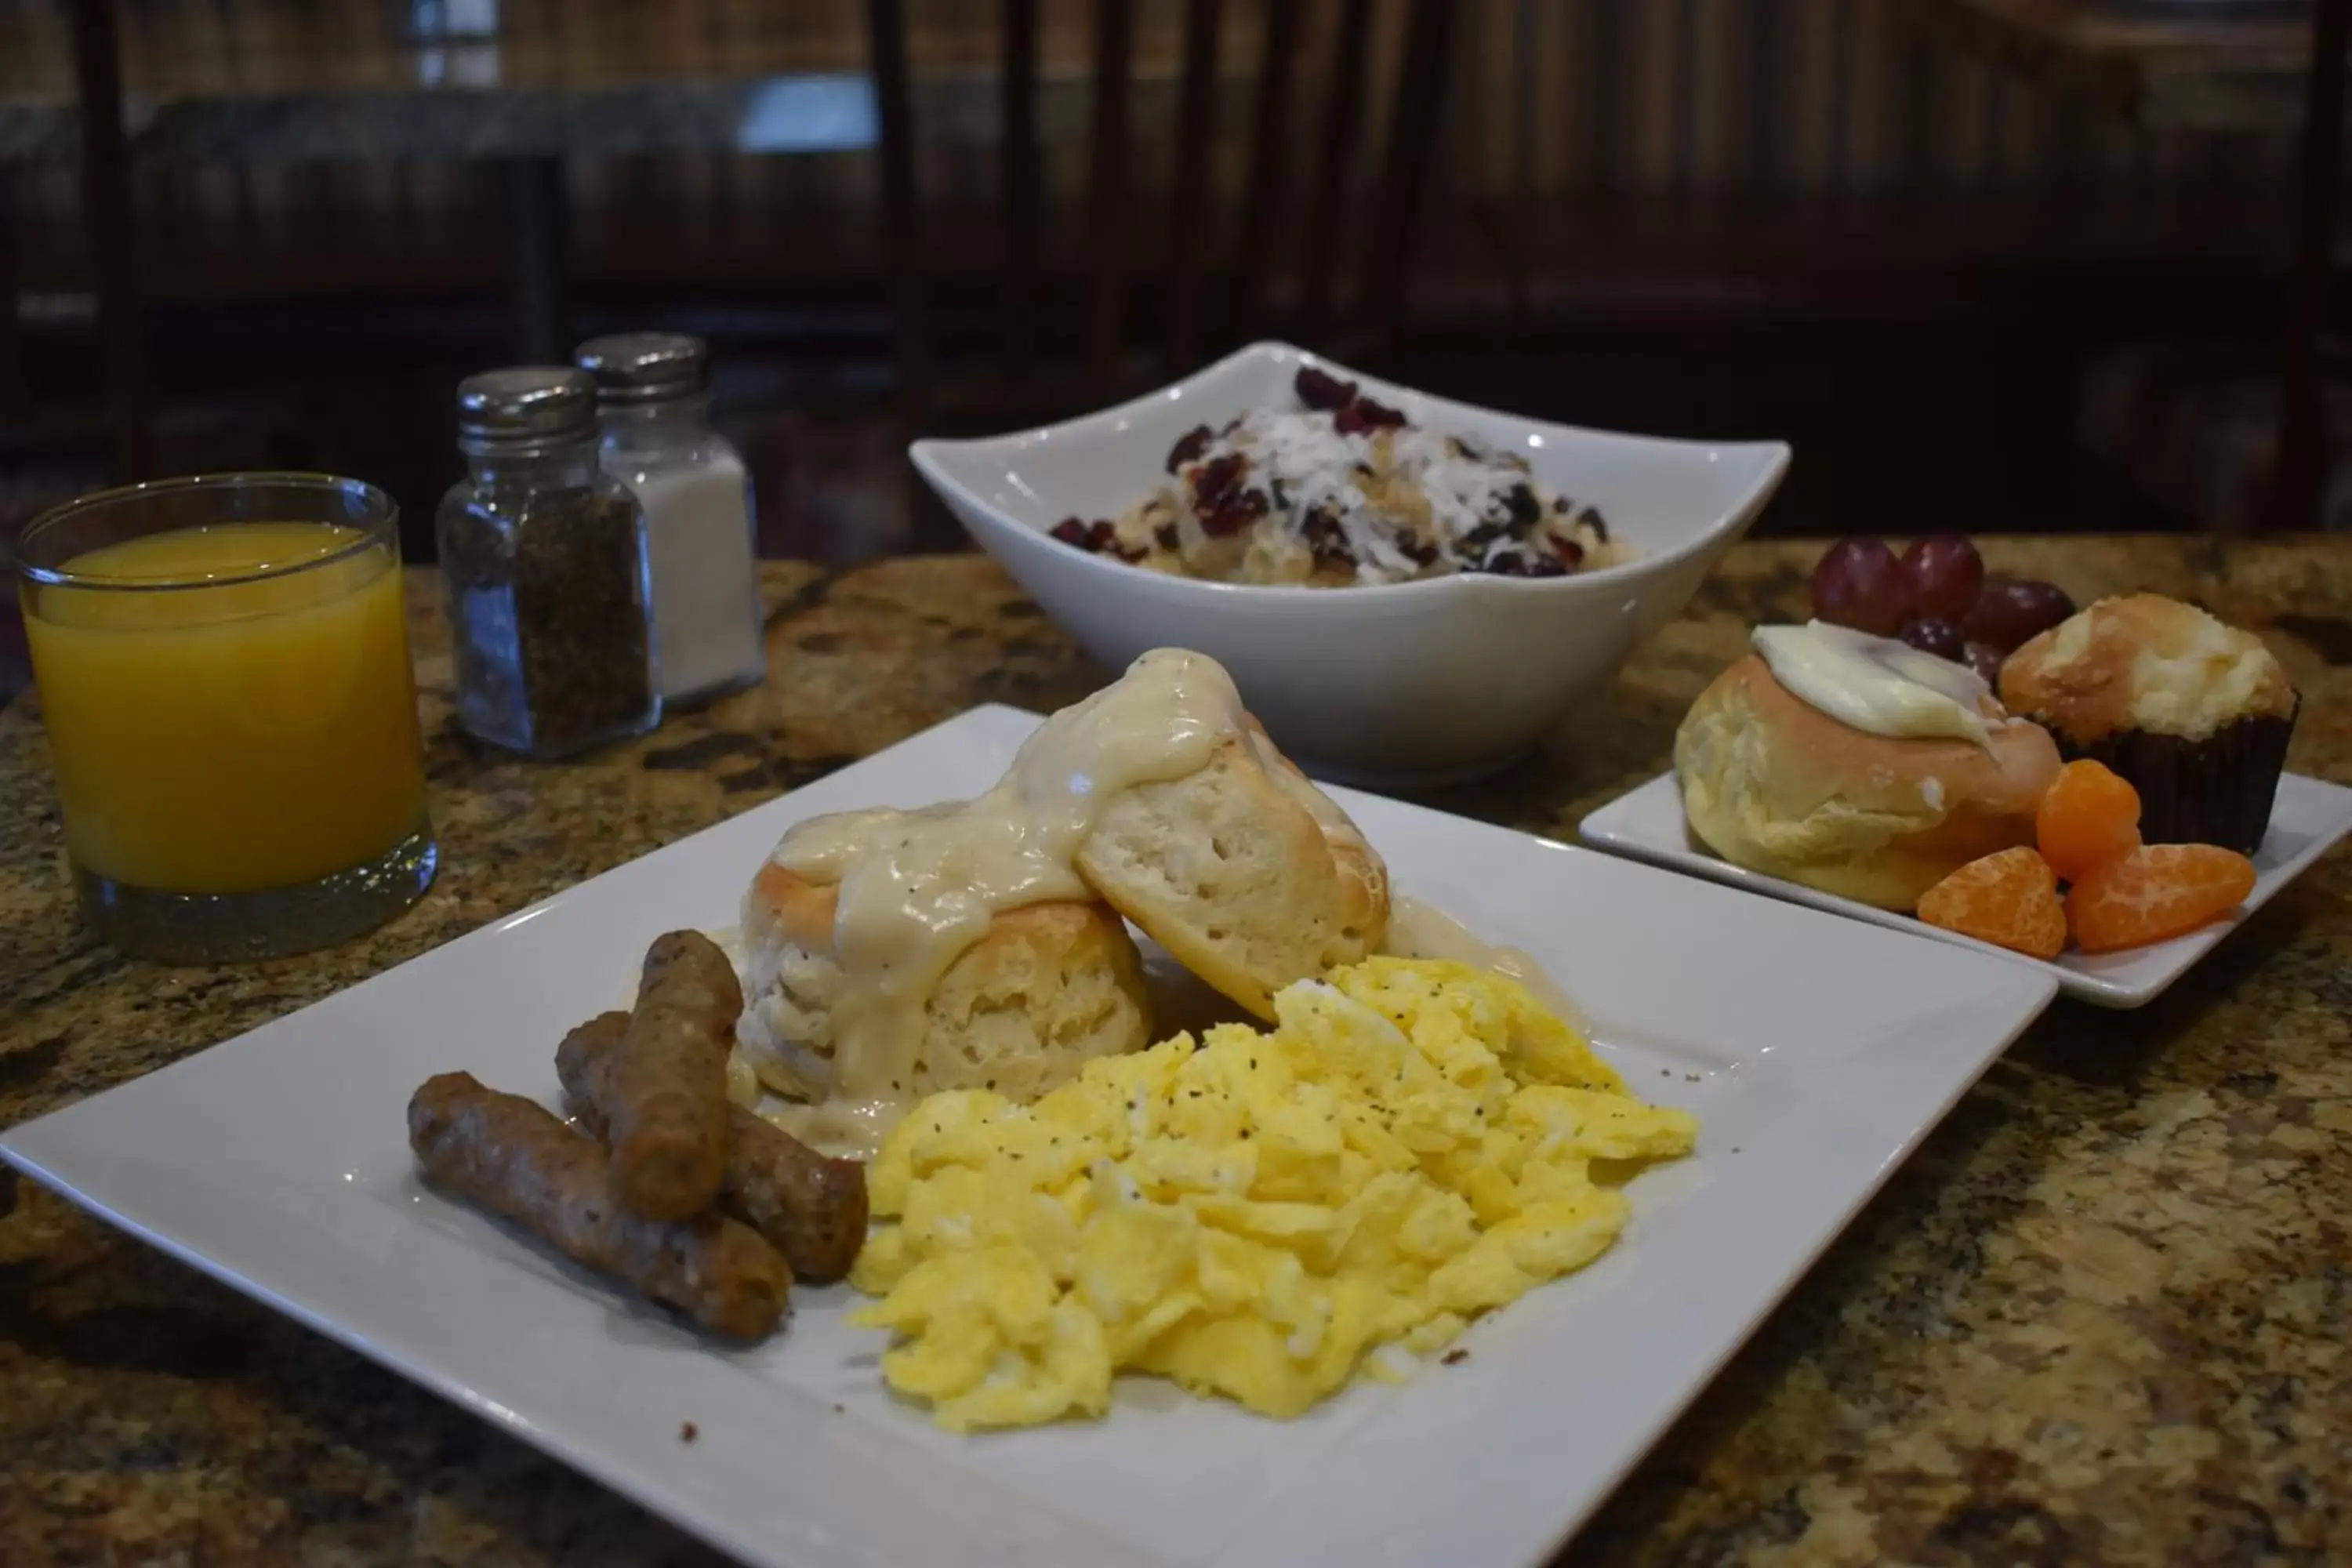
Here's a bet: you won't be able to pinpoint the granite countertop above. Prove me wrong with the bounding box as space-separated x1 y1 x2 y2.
3 539 2349 1566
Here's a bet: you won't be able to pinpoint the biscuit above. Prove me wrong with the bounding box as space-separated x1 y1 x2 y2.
1076 725 1388 1018
738 860 1152 1103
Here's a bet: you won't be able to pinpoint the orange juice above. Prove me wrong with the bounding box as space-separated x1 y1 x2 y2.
24 522 428 893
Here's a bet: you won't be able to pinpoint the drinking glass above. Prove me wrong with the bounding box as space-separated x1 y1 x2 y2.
15 474 437 961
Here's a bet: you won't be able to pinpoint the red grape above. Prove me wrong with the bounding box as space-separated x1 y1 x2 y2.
1810 538 1910 637
1900 535 1985 622
1897 616 1965 662
1962 641 2005 688
1962 577 2076 652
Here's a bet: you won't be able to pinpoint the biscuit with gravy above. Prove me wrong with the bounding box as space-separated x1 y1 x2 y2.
738 859 1152 1104
1075 721 1388 1018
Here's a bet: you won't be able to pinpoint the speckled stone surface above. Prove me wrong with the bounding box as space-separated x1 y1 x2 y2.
3 539 2348 1566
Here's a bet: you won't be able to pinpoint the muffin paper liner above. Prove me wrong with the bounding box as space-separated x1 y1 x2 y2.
2055 703 2297 855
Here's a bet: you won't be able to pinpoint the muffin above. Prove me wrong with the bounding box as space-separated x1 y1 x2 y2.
1999 594 2296 854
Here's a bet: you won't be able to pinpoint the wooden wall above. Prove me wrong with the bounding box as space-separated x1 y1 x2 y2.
0 0 2293 279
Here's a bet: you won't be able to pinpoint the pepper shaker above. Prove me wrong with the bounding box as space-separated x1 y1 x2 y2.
575 332 766 703
435 367 662 758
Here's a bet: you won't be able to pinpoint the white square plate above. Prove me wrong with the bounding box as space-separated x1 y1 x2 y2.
2 707 2057 1568
1580 770 2352 1009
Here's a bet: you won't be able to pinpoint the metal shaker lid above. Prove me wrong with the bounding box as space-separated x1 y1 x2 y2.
456 366 597 455
574 332 708 405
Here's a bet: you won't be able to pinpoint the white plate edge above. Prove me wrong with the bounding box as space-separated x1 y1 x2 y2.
0 706 2085 1568
1577 770 2352 1009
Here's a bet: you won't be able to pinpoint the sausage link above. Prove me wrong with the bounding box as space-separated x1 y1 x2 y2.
603 931 740 1220
560 1011 869 1283
408 1072 789 1338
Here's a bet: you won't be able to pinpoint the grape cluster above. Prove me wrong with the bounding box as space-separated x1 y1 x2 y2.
1808 535 2072 685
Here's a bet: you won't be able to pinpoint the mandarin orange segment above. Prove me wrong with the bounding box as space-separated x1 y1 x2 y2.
2035 758 2142 882
2067 844 2257 953
1916 847 2067 959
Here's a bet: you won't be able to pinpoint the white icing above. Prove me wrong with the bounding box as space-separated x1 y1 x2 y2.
1752 621 1995 746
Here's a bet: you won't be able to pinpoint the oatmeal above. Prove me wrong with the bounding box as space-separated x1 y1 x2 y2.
1048 367 1630 586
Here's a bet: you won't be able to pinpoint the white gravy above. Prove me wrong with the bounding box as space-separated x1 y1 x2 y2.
1381 895 1592 1037
765 648 1253 1120
743 650 1569 1156
756 1097 903 1162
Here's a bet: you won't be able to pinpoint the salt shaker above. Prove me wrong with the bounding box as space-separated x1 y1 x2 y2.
435 367 661 759
575 332 766 702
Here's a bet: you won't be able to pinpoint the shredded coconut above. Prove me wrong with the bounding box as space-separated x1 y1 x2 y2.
1071 368 1636 586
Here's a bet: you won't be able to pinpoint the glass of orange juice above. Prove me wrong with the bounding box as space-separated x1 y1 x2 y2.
16 474 436 961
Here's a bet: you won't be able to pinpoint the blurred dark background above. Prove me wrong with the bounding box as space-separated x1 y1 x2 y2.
0 0 2342 604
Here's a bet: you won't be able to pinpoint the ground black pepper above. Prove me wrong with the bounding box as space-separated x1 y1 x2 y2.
441 486 655 757
439 366 660 760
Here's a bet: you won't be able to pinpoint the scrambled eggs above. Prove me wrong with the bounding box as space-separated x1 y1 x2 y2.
848 958 1696 1431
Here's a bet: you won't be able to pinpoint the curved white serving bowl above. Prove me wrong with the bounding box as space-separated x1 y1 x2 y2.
913 341 1791 786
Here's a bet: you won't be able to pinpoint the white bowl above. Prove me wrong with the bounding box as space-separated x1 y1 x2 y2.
911 341 1791 786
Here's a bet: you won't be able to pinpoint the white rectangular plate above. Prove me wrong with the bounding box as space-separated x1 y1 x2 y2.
1581 769 2352 1008
2 707 2058 1568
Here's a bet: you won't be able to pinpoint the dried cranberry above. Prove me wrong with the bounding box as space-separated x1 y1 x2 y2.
1461 521 1504 554
1333 396 1406 437
1050 517 1091 548
1166 424 1214 474
1200 488 1268 539
1295 366 1358 411
1504 484 1542 528
1400 537 1440 567
1481 548 1564 579
1192 451 1247 506
1301 510 1348 558
1084 521 1120 553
